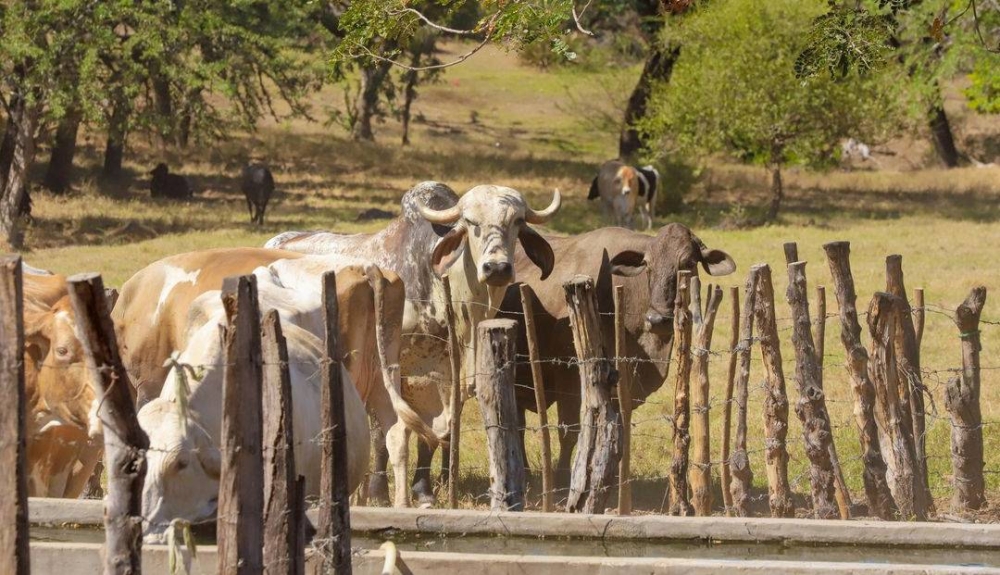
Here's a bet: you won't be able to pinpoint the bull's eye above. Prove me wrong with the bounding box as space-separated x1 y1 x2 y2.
175 458 188 472
55 346 69 358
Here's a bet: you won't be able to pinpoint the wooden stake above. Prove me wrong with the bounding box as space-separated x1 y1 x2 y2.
753 265 794 518
613 284 632 516
721 286 739 517
823 241 895 520
444 275 463 510
668 271 694 516
520 284 553 512
730 269 759 517
690 283 722 516
68 272 148 575
563 276 622 514
0 257 29 575
476 319 527 511
914 288 925 350
946 287 987 511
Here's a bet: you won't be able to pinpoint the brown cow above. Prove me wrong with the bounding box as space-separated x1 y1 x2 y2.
588 160 642 229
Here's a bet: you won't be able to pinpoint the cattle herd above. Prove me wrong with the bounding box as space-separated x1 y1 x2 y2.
21 161 736 541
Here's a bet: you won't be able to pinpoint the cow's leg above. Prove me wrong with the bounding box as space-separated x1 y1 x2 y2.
367 418 391 506
385 421 410 508
246 198 254 220
555 392 582 491
411 440 437 508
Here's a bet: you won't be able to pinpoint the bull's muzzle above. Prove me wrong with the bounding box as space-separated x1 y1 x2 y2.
645 310 674 333
481 260 513 286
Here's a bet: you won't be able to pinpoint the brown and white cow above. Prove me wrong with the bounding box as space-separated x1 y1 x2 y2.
496 223 735 485
265 181 561 506
22 267 102 498
113 249 423 510
588 160 652 230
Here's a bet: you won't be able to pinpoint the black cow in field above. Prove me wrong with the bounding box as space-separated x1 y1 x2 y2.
241 162 274 225
149 163 192 200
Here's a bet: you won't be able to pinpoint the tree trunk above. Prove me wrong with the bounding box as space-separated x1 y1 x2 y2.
928 104 959 168
102 98 129 180
619 44 681 160
400 55 422 146
351 62 393 142
44 107 82 194
0 73 38 250
766 164 783 222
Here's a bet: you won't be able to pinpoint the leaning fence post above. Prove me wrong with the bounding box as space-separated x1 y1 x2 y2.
261 310 304 575
476 319 526 511
690 282 722 516
217 276 265 574
914 288 925 350
668 271 694 516
823 242 895 520
753 264 794 518
613 284 632 516
563 276 622 514
730 269 759 517
786 262 838 519
67 272 149 575
946 286 987 511
0 257 29 575
519 284 553 512
317 271 352 574
721 286 739 517
443 275 463 510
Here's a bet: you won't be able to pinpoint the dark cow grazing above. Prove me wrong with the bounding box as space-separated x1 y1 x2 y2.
588 159 642 229
241 162 274 225
635 165 660 230
496 223 735 488
149 163 191 200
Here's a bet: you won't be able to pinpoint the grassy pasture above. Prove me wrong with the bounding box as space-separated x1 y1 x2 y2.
20 42 1000 516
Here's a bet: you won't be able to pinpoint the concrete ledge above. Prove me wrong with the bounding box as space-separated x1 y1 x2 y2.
30 498 1000 549
28 542 1000 575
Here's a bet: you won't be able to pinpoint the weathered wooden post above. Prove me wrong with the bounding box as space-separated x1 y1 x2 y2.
754 264 794 518
885 255 932 513
914 288 925 350
946 286 987 511
730 269 759 517
668 271 694 516
690 282 722 516
823 241 896 520
563 276 621 514
786 262 838 519
317 271 352 574
721 286 739 516
67 272 148 575
216 276 265 574
443 275 463 510
0 257 29 575
867 292 924 520
613 284 632 516
476 319 527 511
520 284 554 512
815 285 826 378
261 310 304 575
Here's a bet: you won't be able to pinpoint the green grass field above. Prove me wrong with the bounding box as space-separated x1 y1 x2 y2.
22 42 1000 517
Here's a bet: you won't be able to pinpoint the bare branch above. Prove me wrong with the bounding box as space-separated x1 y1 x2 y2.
388 7 479 36
572 1 596 37
349 35 491 72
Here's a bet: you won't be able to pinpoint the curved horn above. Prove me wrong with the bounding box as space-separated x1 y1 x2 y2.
417 202 461 225
525 189 561 224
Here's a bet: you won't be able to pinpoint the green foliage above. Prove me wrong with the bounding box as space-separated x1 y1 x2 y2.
642 0 907 170
795 7 897 79
966 58 1000 113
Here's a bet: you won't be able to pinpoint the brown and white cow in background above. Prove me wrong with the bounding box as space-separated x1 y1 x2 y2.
588 160 660 230
22 267 102 498
113 248 422 511
266 181 561 506
497 223 735 487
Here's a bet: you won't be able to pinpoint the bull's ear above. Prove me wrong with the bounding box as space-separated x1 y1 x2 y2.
609 250 646 277
431 226 468 276
196 445 222 481
700 247 736 276
518 226 555 280
23 298 52 365
587 176 600 200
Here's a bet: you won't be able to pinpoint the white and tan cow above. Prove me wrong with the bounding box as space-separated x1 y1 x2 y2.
588 160 650 229
113 249 425 513
265 181 561 506
138 266 370 541
22 267 102 498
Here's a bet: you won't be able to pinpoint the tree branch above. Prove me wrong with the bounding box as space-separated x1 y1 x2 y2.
572 1 596 37
388 7 480 36
350 35 491 71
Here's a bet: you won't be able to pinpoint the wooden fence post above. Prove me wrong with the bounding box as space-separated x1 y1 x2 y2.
476 319 526 511
946 286 987 511
721 286 739 517
564 276 621 514
443 275 463 510
753 264 794 518
885 255 932 513
669 271 694 516
67 272 149 575
317 271 352 574
914 288 925 350
823 241 896 520
261 310 304 575
815 285 826 379
519 284 553 512
730 269 759 518
613 284 632 516
0 257 29 575
690 282 722 516
217 275 265 574
786 262 838 519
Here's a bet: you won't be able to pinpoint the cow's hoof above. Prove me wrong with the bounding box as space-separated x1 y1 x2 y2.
418 499 435 509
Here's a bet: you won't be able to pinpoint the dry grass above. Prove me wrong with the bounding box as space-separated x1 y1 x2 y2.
19 42 1000 516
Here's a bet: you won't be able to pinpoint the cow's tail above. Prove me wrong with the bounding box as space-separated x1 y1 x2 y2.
364 265 443 450
264 230 309 249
